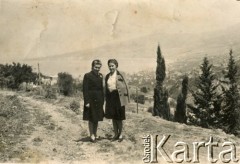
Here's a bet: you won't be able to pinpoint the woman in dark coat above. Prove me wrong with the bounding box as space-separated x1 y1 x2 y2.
83 59 104 142
105 59 130 142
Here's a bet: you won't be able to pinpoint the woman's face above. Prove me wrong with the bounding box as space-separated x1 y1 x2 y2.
92 64 101 74
108 62 117 73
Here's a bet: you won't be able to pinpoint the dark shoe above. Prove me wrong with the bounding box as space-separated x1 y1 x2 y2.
90 138 96 143
95 136 101 140
111 135 119 142
90 136 96 143
118 136 123 142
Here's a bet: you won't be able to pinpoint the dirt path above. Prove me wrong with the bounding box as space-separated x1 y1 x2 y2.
1 90 149 163
0 90 120 163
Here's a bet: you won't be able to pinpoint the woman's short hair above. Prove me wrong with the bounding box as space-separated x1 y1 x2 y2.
108 59 118 68
91 59 102 67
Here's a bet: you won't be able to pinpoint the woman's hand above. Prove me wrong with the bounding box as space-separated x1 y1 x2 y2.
85 103 90 108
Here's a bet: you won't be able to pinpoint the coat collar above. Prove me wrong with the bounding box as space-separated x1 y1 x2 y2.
106 70 122 80
116 70 121 75
107 70 122 77
91 70 102 77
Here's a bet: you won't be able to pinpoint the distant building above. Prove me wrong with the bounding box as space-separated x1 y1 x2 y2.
40 74 58 85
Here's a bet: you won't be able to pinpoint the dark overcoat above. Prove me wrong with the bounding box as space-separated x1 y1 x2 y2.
82 71 104 122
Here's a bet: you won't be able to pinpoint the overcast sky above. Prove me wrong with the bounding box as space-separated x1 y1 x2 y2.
1 0 240 75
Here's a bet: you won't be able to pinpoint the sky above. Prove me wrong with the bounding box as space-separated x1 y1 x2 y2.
1 0 240 76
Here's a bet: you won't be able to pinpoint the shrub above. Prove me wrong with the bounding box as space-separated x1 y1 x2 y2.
44 86 57 99
69 100 80 114
147 106 153 113
57 72 73 96
33 86 46 96
140 86 148 93
134 95 145 104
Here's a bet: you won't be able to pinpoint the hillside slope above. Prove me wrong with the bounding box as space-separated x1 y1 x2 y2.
0 90 239 164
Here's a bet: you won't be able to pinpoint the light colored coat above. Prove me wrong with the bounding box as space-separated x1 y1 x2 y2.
105 71 130 106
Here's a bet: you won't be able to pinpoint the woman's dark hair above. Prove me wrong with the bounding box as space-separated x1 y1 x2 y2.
91 59 102 68
108 59 118 68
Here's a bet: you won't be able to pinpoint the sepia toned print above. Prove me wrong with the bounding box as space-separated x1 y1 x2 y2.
0 0 240 163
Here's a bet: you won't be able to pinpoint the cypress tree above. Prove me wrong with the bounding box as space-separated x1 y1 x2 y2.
155 45 166 88
153 45 170 120
175 76 188 123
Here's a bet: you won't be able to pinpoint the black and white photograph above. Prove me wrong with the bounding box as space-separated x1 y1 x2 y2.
1 0 240 163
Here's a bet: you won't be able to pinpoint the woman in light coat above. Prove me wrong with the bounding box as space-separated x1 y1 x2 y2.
105 59 130 142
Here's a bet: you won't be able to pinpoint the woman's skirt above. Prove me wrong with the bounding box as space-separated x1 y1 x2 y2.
105 90 126 120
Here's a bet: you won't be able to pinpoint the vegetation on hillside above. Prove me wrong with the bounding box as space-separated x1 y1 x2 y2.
148 46 240 136
0 47 239 137
0 63 37 89
188 57 220 128
153 45 170 120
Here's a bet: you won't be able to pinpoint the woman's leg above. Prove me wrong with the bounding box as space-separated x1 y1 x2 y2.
93 121 98 138
88 121 95 141
112 119 119 139
117 120 123 139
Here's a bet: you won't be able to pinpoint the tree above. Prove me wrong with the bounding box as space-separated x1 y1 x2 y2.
0 64 7 88
0 63 37 89
155 45 166 88
225 49 237 83
221 50 239 134
153 45 170 120
73 78 83 93
189 57 219 128
57 72 73 96
12 63 38 88
175 76 188 123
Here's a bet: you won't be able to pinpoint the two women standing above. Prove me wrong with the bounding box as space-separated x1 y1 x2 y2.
82 59 130 142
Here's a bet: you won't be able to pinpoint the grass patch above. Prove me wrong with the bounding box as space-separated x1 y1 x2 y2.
0 94 33 162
